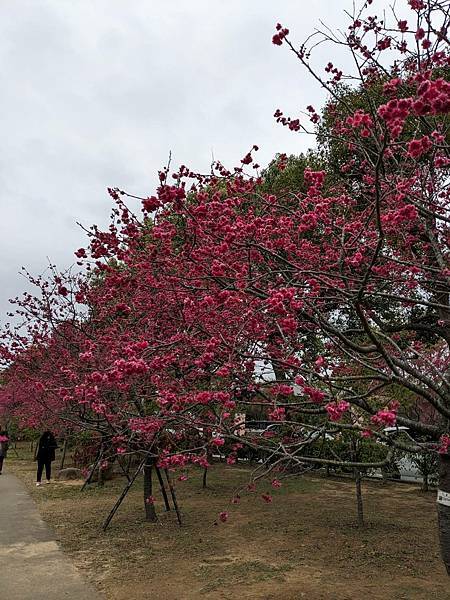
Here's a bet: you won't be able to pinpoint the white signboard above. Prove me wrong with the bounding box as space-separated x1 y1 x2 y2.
437 490 450 507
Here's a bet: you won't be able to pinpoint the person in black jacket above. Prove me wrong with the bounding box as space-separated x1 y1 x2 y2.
0 429 9 474
36 431 58 486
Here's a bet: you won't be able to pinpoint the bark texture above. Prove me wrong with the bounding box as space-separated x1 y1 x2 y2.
354 468 364 528
143 456 158 522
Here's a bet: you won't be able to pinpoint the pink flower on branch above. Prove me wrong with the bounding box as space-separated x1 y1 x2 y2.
325 400 350 422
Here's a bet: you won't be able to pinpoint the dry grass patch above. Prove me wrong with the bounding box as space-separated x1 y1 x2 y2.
7 454 449 600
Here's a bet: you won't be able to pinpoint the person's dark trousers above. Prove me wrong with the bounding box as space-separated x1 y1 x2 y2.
37 459 51 482
0 457 4 473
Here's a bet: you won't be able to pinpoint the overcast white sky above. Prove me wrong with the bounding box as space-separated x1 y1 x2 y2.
0 0 392 323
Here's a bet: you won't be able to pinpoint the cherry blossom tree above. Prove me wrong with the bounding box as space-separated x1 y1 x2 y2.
1 0 450 574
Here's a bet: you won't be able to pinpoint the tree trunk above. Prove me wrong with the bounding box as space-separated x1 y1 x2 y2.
60 438 68 470
81 446 103 492
143 456 158 522
354 467 364 528
98 461 105 487
10 444 19 458
272 364 288 383
437 453 450 575
125 454 133 476
117 456 132 482
422 466 429 493
202 466 208 489
97 440 106 487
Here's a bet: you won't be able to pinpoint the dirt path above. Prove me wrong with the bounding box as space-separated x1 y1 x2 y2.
0 472 102 600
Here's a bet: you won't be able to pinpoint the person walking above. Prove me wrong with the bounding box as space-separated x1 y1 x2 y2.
35 431 58 486
0 429 9 474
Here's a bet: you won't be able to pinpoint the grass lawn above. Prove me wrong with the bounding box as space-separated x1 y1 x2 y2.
6 447 449 600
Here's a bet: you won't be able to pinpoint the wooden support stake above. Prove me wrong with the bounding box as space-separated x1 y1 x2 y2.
155 466 171 511
164 468 182 526
102 457 146 531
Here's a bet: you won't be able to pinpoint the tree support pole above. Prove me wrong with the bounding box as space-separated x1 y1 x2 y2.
102 456 146 531
59 438 68 470
80 446 104 492
117 455 132 482
164 468 183 526
155 466 171 511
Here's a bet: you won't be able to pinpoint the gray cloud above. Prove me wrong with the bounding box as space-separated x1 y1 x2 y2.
1 0 391 321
